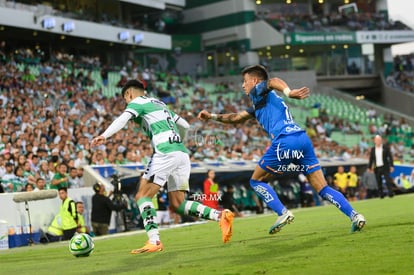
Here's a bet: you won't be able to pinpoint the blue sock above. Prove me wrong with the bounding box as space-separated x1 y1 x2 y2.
250 179 287 216
319 186 357 220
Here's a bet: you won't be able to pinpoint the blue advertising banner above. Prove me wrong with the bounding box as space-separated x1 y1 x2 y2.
91 164 145 178
391 164 414 191
89 163 414 194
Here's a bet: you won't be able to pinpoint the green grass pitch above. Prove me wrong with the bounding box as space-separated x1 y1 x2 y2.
1 194 413 275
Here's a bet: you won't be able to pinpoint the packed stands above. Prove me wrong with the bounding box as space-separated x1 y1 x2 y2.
0 0 180 34
0 46 413 197
386 54 414 94
258 2 411 34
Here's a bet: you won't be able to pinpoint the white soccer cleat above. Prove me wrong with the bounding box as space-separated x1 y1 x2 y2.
351 213 366 233
269 210 295 235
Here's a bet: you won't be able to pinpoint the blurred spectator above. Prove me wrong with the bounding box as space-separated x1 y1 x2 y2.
58 187 78 240
50 162 69 190
347 61 360 75
101 65 109 86
1 162 15 192
367 108 376 119
12 166 27 192
22 160 36 185
73 150 88 169
346 166 359 201
91 183 124 236
359 137 369 155
76 201 91 234
397 174 414 192
76 167 85 187
360 168 378 199
369 135 396 198
45 213 63 243
333 166 348 197
68 167 83 188
25 183 34 191
34 177 47 191
203 169 219 209
386 72 398 87
36 160 54 188
220 185 242 217
116 75 128 88
298 173 314 207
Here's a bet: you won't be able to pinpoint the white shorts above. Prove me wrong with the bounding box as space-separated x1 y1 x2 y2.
142 151 190 192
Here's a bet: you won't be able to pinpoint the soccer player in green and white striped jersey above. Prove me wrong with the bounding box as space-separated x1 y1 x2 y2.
91 80 234 254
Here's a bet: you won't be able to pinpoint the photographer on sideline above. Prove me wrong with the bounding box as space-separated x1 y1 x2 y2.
91 182 125 236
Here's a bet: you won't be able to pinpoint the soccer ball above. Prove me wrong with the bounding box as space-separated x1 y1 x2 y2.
69 233 94 257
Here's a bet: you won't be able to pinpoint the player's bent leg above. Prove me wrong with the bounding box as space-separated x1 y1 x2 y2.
306 170 366 232
170 191 234 243
170 191 221 221
251 165 294 234
250 166 288 216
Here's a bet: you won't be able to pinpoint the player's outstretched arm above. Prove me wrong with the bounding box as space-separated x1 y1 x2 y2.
267 77 310 100
90 112 133 147
289 87 310 99
197 110 253 124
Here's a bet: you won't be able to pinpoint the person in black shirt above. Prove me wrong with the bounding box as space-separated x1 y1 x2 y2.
91 183 124 236
220 185 242 217
368 135 395 198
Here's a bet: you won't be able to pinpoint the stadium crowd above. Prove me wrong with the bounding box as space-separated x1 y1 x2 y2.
262 10 410 34
0 45 413 198
386 54 414 94
0 0 175 34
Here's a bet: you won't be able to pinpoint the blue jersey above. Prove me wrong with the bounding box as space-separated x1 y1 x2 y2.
247 81 320 175
246 81 304 140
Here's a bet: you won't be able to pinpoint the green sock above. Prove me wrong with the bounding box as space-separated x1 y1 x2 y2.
137 197 159 244
177 200 220 221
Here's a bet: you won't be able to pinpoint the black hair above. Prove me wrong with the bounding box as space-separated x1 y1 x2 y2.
121 79 145 97
241 65 269 80
93 183 101 193
25 183 34 190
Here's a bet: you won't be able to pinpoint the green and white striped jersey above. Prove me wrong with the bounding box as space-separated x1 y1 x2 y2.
126 96 188 154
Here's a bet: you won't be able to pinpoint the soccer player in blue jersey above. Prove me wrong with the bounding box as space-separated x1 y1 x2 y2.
198 65 366 233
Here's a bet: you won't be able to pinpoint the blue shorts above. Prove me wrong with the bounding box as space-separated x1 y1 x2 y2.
258 131 320 176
